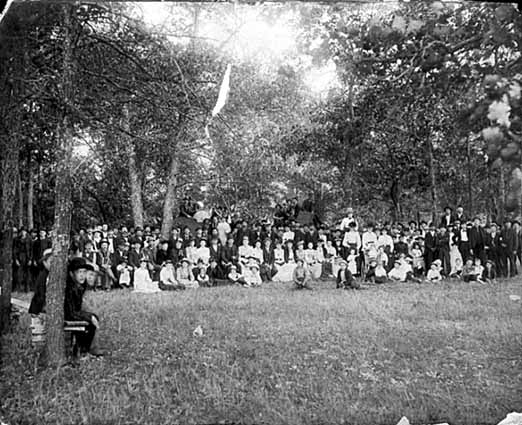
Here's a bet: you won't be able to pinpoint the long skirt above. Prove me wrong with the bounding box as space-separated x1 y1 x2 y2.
450 245 463 275
273 262 297 282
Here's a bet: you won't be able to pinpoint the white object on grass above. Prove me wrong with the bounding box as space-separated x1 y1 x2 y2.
193 325 203 337
497 412 522 425
509 295 521 301
396 417 410 425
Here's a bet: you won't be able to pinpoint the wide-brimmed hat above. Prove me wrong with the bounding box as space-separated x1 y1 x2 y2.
68 257 94 272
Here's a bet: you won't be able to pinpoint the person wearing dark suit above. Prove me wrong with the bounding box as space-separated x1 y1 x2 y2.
440 207 453 228
501 220 518 277
485 223 503 275
424 226 438 271
220 237 239 273
336 261 359 289
454 206 467 225
111 241 129 286
468 217 486 263
436 226 451 276
261 239 276 281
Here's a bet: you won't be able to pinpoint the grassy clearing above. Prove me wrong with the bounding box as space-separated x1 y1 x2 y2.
1 279 522 425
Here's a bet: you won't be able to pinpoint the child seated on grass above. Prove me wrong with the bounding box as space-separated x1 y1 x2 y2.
462 258 478 282
243 260 262 287
293 258 313 290
482 260 497 283
365 260 387 283
196 266 210 287
133 258 161 293
426 261 443 282
474 258 485 283
411 242 424 277
388 260 406 282
449 257 463 279
336 260 360 289
228 265 249 286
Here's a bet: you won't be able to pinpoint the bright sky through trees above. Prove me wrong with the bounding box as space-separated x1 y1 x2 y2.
138 2 339 94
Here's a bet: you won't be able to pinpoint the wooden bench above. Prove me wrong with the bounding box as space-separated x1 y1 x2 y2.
11 297 89 357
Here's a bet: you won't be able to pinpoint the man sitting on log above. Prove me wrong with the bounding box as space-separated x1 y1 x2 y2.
65 257 106 357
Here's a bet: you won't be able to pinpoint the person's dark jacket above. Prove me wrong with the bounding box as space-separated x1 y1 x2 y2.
469 226 486 251
336 268 354 287
28 268 48 315
64 277 96 322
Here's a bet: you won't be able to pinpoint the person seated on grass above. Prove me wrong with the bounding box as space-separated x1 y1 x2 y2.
402 257 422 283
117 260 132 288
388 260 407 282
426 261 443 282
65 257 105 357
410 242 425 277
449 257 463 279
374 260 388 283
177 258 198 288
336 260 360 290
482 259 497 283
195 239 210 268
196 266 210 287
228 264 249 286
305 241 322 279
293 258 313 290
461 258 478 282
133 258 161 293
243 259 262 287
474 257 486 283
159 260 185 291
207 257 223 285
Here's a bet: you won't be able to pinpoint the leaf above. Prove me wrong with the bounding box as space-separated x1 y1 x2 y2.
487 99 511 127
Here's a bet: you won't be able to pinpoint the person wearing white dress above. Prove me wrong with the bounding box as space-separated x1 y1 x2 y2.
159 261 185 290
305 242 322 279
196 239 210 267
238 237 253 270
133 259 161 293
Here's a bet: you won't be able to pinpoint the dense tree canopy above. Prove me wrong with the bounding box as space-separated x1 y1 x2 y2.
1 1 521 231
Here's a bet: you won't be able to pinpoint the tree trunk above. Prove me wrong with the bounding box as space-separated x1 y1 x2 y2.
499 164 506 222
466 136 473 215
44 4 75 367
427 137 438 224
17 162 24 229
122 105 144 228
27 155 34 230
161 153 179 239
0 136 19 334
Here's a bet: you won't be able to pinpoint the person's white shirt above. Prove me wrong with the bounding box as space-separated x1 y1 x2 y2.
282 230 295 243
217 221 231 244
196 247 210 265
460 228 469 242
362 231 378 250
160 266 177 285
134 267 161 293
388 266 406 281
377 234 394 252
238 245 252 262
342 230 362 250
340 215 358 231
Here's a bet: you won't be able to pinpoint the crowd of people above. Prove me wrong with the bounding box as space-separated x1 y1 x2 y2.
14 204 522 295
20 202 521 358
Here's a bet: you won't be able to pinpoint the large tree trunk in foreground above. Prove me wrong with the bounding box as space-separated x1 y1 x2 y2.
27 156 34 230
44 4 75 367
17 162 23 229
161 153 179 239
0 136 19 334
122 105 144 228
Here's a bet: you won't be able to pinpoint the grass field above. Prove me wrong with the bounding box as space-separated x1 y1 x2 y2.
1 279 522 425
